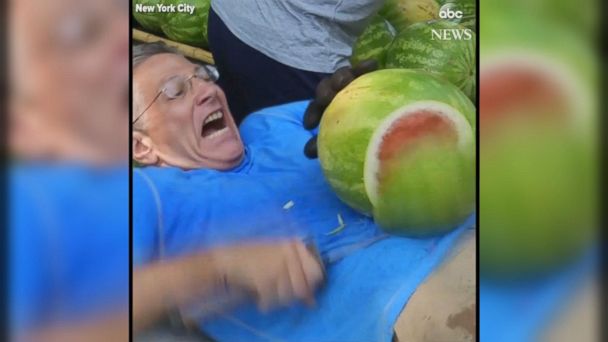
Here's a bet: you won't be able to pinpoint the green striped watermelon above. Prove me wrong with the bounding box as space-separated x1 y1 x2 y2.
133 0 167 34
161 0 211 48
379 0 440 32
439 0 476 31
350 15 396 68
318 69 475 235
480 6 597 277
385 20 476 101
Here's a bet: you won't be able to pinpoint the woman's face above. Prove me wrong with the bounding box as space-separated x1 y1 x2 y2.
133 54 244 170
11 0 130 162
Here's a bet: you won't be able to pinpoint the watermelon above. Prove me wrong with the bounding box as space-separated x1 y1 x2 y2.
379 0 440 32
479 8 598 277
480 123 595 276
350 15 396 68
385 20 476 101
318 69 475 235
161 0 211 48
133 0 167 34
438 0 476 31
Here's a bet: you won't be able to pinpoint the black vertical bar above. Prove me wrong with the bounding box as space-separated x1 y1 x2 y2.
599 0 607 340
128 1 134 341
475 0 480 341
1 0 9 340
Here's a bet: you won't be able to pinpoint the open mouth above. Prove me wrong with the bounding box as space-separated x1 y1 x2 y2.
201 110 228 138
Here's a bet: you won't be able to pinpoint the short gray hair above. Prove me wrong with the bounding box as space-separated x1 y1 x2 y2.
133 42 180 70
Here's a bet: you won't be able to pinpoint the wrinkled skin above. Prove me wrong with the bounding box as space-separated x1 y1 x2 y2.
9 0 129 165
132 53 244 170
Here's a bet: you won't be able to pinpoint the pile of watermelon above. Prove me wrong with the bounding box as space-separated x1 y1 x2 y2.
350 0 476 101
132 0 211 48
319 0 478 236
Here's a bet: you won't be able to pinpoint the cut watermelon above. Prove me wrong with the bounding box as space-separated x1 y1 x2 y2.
318 69 476 235
365 102 474 234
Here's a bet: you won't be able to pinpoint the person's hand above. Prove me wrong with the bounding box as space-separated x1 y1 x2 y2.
303 59 379 158
210 240 325 311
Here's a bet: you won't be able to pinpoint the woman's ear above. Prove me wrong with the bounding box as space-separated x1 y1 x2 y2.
132 131 159 166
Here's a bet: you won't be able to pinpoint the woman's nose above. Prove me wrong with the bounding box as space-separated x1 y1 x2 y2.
194 81 217 106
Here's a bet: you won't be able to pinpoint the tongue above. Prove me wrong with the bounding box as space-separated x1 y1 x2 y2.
202 118 225 138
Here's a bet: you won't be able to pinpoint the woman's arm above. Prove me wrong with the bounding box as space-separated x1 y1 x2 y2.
133 253 222 332
133 239 325 333
21 315 129 342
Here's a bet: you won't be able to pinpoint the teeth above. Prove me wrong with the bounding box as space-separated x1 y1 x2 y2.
206 127 228 139
204 111 223 124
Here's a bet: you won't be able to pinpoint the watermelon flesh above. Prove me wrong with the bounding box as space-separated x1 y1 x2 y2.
377 111 458 163
480 64 570 132
318 69 476 235
364 103 474 235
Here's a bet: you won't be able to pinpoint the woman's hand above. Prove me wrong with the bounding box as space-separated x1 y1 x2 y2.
210 239 325 311
134 239 324 332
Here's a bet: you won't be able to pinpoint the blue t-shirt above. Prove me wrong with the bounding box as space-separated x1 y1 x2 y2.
10 164 129 333
133 101 475 342
133 101 387 265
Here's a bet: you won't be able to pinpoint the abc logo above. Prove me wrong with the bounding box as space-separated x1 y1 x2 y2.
439 4 463 19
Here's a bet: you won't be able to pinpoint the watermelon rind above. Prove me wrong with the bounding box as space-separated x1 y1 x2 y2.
161 0 211 48
379 0 440 32
133 0 167 34
440 0 476 31
350 15 396 68
364 100 474 207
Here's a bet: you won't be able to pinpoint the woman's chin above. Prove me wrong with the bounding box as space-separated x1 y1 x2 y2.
205 144 244 170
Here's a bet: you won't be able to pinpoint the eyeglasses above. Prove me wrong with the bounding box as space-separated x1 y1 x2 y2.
133 65 219 125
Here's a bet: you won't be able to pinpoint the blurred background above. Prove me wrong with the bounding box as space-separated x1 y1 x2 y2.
8 0 129 341
479 0 602 341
